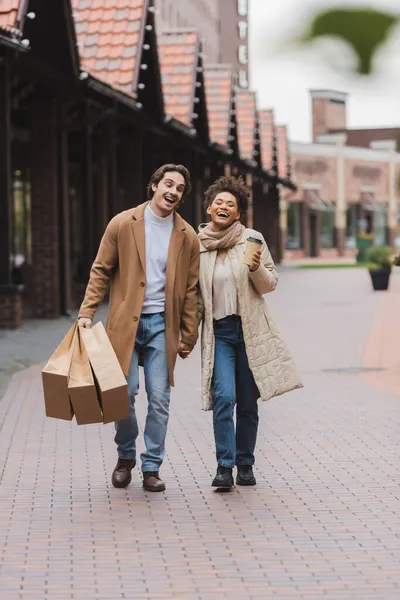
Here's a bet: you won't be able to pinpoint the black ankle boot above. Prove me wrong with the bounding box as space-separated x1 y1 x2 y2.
236 465 256 486
212 466 234 488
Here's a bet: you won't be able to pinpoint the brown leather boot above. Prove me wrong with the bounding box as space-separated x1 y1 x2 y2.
142 471 166 492
111 458 136 488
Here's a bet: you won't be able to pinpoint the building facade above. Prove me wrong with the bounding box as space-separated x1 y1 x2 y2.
281 90 400 259
0 0 292 330
154 0 220 63
154 0 250 89
218 0 250 89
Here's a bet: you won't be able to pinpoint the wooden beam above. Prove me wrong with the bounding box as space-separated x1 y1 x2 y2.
82 102 94 277
58 104 72 313
107 114 119 216
0 64 12 284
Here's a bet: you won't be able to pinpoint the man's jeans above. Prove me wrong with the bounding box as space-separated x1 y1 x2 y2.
212 315 259 469
114 313 170 472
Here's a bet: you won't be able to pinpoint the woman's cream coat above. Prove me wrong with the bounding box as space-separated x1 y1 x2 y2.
198 228 303 410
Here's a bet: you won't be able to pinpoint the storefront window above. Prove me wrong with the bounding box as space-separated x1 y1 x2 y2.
321 210 334 248
374 206 387 246
286 202 302 249
12 169 32 276
346 205 357 249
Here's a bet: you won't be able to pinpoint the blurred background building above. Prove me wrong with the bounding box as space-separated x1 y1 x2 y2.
284 90 400 260
154 0 250 89
0 1 399 330
0 0 290 330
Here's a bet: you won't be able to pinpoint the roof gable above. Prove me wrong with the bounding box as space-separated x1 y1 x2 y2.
158 29 198 129
0 0 21 35
276 125 289 179
259 109 275 173
72 0 147 96
235 89 256 163
1 0 79 75
204 64 233 149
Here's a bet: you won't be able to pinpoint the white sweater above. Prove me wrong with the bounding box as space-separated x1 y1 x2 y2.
142 203 174 314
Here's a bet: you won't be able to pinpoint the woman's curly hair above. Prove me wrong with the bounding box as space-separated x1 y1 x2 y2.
204 176 250 215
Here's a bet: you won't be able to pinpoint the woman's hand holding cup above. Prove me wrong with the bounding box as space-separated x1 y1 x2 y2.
244 237 263 272
248 248 261 272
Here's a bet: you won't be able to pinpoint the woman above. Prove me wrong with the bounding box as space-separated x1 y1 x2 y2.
198 176 303 489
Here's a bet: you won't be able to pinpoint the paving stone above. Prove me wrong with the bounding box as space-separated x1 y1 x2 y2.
0 269 399 599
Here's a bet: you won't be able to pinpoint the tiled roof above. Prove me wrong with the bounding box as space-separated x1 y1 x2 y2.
71 0 146 96
204 64 233 148
158 30 198 128
0 0 19 33
259 109 275 172
276 125 289 178
235 90 256 161
331 127 400 148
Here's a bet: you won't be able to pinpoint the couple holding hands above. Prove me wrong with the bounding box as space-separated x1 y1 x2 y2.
77 164 302 492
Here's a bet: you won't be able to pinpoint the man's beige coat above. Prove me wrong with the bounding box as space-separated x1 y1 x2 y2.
198 228 303 410
79 202 200 386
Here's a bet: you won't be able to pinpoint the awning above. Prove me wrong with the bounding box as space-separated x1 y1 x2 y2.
305 190 334 212
360 191 379 212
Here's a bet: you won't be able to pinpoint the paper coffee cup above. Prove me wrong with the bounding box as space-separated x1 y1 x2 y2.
244 236 263 266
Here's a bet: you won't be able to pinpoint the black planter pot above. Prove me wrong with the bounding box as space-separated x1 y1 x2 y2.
368 267 391 291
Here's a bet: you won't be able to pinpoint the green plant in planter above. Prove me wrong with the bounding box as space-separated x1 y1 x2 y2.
365 246 393 271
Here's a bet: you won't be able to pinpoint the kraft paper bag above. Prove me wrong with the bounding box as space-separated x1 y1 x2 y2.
81 322 129 424
68 326 103 425
42 322 77 421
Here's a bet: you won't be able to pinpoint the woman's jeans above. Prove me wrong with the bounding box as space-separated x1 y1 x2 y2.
114 313 170 472
212 315 260 469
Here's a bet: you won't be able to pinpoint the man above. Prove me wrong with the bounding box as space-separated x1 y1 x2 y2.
78 164 199 492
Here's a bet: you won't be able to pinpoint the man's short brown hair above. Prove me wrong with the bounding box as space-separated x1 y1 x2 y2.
147 164 192 200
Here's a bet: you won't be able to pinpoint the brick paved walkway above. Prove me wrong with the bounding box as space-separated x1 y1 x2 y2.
1 269 399 599
362 270 400 397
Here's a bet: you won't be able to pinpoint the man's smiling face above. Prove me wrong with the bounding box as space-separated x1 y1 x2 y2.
151 171 186 217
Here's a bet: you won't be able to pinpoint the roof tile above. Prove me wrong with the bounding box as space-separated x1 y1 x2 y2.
204 64 233 148
72 0 147 96
158 30 199 127
276 125 289 179
0 0 19 33
259 109 275 172
235 90 257 161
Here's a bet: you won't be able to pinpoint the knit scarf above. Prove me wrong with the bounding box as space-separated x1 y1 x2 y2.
198 220 245 250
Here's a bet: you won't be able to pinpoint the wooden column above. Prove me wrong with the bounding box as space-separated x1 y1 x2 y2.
0 63 23 328
174 146 194 225
245 172 253 229
30 94 61 317
82 103 94 277
192 151 205 228
119 128 144 209
252 178 266 234
59 105 72 314
108 115 119 216
266 183 281 264
0 63 12 285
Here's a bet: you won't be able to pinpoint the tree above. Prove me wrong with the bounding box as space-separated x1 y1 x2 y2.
300 8 399 75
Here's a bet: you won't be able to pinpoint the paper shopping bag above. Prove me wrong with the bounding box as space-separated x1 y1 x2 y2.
81 322 129 424
68 326 103 425
42 322 77 420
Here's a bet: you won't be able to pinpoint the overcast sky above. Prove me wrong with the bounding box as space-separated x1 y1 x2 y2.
249 0 400 142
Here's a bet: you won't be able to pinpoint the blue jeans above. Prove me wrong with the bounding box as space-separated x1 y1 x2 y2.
212 315 260 469
114 313 170 472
